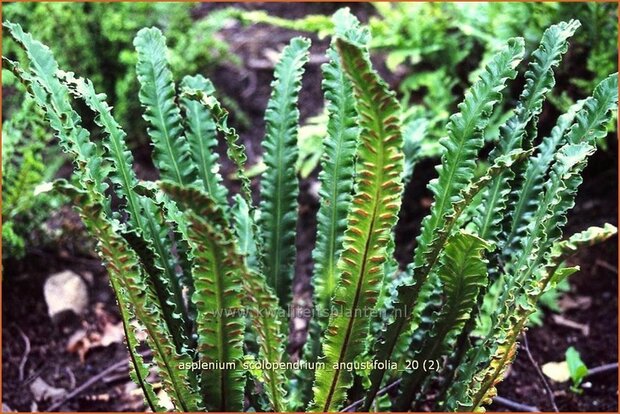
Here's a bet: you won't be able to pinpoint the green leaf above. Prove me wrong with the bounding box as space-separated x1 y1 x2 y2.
240 268 289 412
505 73 618 258
231 195 287 412
365 38 525 409
565 73 619 146
395 231 491 410
300 12 367 408
160 182 245 412
463 143 597 411
312 28 360 329
502 100 584 258
58 71 190 349
180 74 229 208
309 36 404 412
134 27 195 185
565 346 588 389
2 22 111 213
552 223 618 257
258 37 311 307
109 276 164 412
474 21 580 242
56 181 202 411
190 90 253 208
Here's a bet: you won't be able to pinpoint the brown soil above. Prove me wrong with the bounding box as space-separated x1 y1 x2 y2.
2 2 617 412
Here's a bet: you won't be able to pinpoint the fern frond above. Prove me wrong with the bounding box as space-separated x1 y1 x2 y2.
443 25 582 389
312 26 360 330
553 223 617 258
162 182 288 411
2 22 111 213
504 73 618 258
310 36 404 412
160 182 245 411
109 276 163 412
395 231 490 411
180 88 255 217
231 195 288 411
458 143 596 411
565 73 619 146
300 12 367 408
134 27 195 185
473 21 580 241
180 74 229 208
546 223 617 282
258 37 311 306
365 38 525 408
502 100 583 257
241 274 289 411
58 70 190 351
56 181 202 411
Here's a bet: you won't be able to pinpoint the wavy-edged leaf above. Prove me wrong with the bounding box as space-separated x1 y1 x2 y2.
495 77 618 320
241 273 288 412
134 27 195 185
473 21 580 242
312 22 361 330
231 196 288 412
309 36 404 412
109 276 164 412
364 38 525 408
444 25 582 389
182 89 254 208
395 231 491 411
58 71 190 349
162 183 288 411
258 37 311 306
546 223 617 282
502 100 583 258
565 73 619 146
504 73 618 257
298 13 367 409
160 182 245 412
457 143 596 411
180 74 229 208
2 22 111 213
56 181 202 411
0 31 183 406
553 223 617 259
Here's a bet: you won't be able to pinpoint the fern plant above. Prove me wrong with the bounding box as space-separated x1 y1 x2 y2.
3 8 617 412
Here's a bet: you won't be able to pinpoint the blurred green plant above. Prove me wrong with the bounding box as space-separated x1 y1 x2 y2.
2 2 238 260
1 99 66 259
566 346 588 393
2 2 238 143
237 2 618 167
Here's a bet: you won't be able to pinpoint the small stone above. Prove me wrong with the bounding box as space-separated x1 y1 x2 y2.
29 377 67 402
542 361 570 383
44 270 89 320
293 317 307 332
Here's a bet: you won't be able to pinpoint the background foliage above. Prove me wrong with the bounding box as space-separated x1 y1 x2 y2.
1 2 237 259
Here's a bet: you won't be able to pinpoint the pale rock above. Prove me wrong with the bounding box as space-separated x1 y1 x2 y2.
542 361 571 383
29 377 67 402
44 270 89 319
